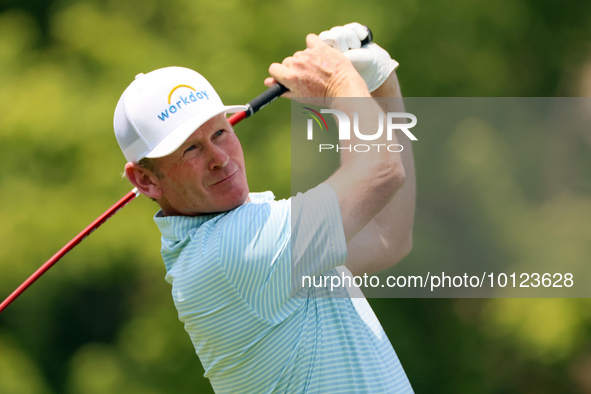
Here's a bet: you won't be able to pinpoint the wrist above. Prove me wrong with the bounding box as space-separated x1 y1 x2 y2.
329 72 372 100
371 71 402 98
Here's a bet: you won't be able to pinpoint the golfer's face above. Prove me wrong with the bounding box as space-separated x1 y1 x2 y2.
154 114 249 216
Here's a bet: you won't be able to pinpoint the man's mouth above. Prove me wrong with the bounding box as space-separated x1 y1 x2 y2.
209 170 237 187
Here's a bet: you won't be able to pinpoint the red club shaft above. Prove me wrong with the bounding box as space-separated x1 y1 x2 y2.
0 189 140 313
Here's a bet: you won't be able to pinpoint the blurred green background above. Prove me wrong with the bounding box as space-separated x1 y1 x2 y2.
1 0 591 393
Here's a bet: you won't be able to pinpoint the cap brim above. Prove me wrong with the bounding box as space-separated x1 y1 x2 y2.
145 105 248 159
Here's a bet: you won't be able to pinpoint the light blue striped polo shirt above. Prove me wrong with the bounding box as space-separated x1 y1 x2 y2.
154 183 413 393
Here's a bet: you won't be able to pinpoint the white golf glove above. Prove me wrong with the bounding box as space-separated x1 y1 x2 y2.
319 22 399 92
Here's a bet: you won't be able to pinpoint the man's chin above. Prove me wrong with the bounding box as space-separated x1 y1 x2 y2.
225 191 250 211
159 184 249 217
211 188 250 214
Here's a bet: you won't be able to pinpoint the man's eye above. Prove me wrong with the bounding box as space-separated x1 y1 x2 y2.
214 130 224 138
184 145 197 154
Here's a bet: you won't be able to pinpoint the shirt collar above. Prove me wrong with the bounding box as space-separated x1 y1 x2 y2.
153 191 276 241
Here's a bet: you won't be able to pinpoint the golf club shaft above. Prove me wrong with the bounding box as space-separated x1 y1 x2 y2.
0 84 286 315
0 189 140 314
1 24 375 314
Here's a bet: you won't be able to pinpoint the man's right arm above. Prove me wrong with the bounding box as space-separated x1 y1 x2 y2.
344 71 416 275
267 34 406 244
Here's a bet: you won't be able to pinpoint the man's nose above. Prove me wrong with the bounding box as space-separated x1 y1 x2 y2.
207 144 229 171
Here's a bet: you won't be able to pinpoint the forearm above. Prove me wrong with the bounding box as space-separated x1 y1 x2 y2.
345 136 415 275
345 71 416 275
326 88 406 243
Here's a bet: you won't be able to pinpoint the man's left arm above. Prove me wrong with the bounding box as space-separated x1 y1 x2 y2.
343 66 416 276
296 22 416 276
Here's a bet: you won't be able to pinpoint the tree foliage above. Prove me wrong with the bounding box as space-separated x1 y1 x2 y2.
1 0 591 392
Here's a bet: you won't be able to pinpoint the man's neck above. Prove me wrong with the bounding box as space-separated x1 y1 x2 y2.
159 196 252 217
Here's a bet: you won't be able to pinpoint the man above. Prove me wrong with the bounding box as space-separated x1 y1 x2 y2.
114 23 415 393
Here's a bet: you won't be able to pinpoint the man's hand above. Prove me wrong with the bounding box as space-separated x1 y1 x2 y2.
264 34 370 105
319 23 399 93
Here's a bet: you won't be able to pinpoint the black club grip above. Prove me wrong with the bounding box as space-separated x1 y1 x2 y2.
245 83 289 117
360 26 373 46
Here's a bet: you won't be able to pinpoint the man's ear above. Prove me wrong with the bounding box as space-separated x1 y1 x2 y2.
125 162 163 200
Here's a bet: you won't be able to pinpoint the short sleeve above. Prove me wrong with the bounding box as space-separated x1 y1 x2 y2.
216 183 347 322
290 183 348 290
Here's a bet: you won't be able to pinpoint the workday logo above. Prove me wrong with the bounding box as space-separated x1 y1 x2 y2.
305 108 418 152
157 85 210 121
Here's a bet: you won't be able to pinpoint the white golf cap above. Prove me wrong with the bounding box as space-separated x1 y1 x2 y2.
114 66 248 162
